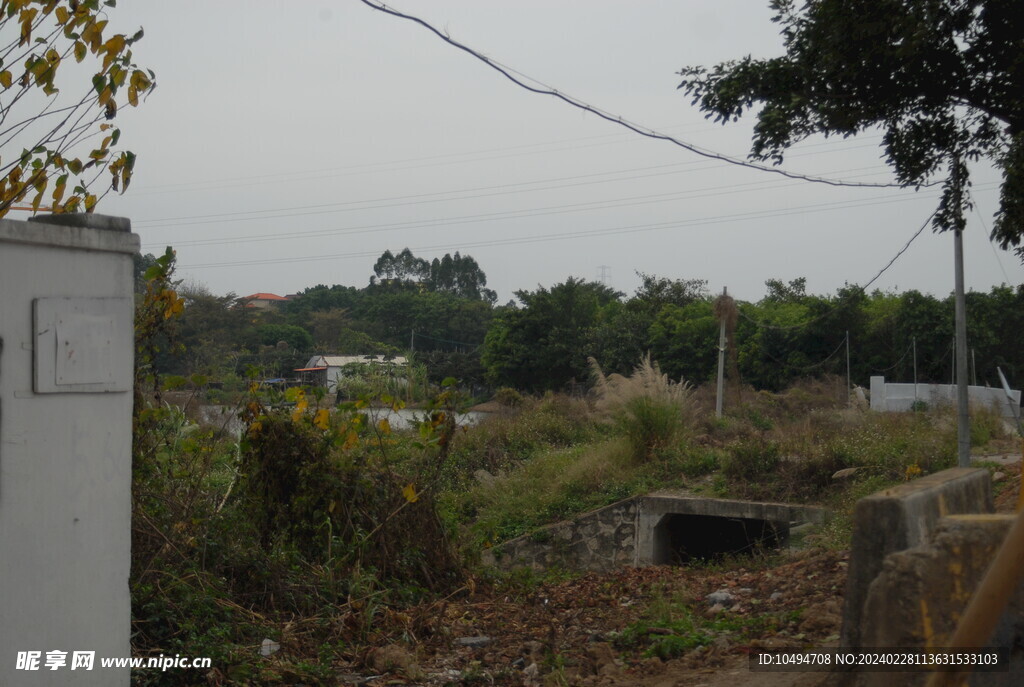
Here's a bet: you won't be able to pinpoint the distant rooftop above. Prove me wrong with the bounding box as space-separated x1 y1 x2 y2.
243 292 289 301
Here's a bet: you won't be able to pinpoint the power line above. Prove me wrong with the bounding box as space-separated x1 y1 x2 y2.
970 194 1014 286
128 123 712 197
759 334 849 372
874 340 916 374
144 165 918 249
737 208 938 332
409 331 482 350
136 142 892 233
162 180 995 260
357 0 928 190
174 188 937 272
177 190 948 271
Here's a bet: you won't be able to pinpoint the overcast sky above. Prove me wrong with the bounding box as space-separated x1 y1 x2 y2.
90 0 1023 303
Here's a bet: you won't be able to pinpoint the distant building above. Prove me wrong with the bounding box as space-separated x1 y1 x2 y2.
242 292 290 310
295 354 409 392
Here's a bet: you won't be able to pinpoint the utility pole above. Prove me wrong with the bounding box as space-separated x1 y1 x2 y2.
913 336 918 404
845 331 851 407
715 287 727 418
954 227 971 467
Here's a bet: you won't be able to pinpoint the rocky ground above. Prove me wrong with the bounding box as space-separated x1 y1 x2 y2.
311 459 1021 687
335 547 846 686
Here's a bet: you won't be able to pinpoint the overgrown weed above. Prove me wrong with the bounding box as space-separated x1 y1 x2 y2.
590 353 695 462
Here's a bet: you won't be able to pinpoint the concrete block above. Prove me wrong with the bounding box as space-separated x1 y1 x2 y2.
857 514 1024 686
840 468 992 652
28 212 132 233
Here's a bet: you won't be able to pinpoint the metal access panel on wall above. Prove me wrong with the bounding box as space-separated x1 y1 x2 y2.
33 297 133 393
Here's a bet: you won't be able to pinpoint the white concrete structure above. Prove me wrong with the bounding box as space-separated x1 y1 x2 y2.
298 354 408 393
870 375 1022 420
1 214 137 685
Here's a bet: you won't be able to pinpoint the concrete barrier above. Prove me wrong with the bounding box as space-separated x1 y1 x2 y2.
857 514 1023 686
840 468 993 654
870 376 1021 420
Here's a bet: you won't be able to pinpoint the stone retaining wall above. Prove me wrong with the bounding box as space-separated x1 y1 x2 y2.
481 498 639 573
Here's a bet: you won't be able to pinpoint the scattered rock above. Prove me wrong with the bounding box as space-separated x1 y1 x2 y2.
706 590 734 606
522 640 545 663
832 467 860 480
522 661 540 686
992 471 1006 483
455 636 492 648
473 469 496 486
260 638 280 657
366 644 423 680
587 642 621 676
798 599 842 635
769 591 784 602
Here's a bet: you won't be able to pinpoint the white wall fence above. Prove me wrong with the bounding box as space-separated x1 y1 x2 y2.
870 375 1022 420
1 214 136 686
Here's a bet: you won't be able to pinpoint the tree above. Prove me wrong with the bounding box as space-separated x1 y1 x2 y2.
0 1 154 216
482 278 621 391
677 0 1023 251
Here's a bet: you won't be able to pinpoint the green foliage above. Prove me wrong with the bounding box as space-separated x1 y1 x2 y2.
254 323 313 351
722 439 781 482
372 247 497 303
969 403 1007 447
131 360 467 683
590 354 695 462
677 446 722 477
616 587 802 660
677 0 1023 252
0 0 155 216
482 277 622 391
443 394 596 484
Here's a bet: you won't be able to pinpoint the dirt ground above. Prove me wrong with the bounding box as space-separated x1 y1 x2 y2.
334 459 1021 686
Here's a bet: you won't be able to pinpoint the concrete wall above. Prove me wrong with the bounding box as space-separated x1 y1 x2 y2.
0 215 137 685
482 498 638 573
858 514 1023 686
840 467 992 656
482 493 826 573
870 375 1021 419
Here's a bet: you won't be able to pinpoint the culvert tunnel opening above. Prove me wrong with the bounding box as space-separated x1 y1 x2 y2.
652 513 789 565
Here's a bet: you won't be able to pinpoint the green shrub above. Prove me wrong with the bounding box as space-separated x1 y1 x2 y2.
722 439 781 481
590 354 694 462
678 447 722 477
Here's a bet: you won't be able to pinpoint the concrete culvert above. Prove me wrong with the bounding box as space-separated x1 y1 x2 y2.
651 513 788 564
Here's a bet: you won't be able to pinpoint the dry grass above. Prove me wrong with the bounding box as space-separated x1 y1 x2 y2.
589 353 693 416
590 354 695 462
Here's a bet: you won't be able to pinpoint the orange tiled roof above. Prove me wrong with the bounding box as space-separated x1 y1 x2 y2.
244 293 288 301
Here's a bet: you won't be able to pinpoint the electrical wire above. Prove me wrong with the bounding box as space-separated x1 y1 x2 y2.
874 340 916 374
146 166 927 250
759 333 849 372
737 208 938 332
357 0 928 190
135 141 892 232
174 188 948 269
970 194 1015 286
